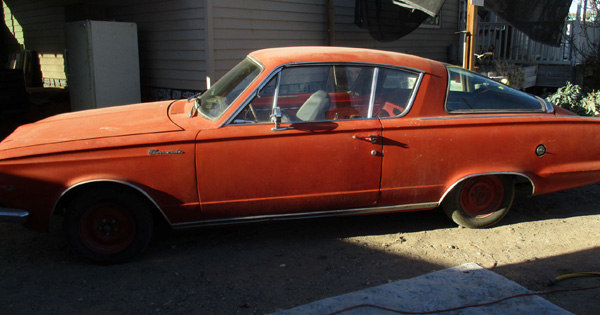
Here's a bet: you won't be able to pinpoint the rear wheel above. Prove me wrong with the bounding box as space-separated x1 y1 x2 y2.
65 189 153 264
442 175 514 228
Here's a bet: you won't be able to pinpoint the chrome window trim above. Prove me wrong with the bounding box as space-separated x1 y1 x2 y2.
272 71 282 109
222 62 425 127
280 61 426 75
221 65 284 127
171 202 438 229
376 71 424 120
543 98 555 113
367 67 379 118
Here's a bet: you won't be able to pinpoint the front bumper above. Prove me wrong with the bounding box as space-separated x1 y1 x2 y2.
0 207 29 224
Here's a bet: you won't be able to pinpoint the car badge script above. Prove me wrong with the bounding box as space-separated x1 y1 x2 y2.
148 149 185 155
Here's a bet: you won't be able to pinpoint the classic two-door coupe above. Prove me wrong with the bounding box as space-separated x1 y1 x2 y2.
1 47 599 263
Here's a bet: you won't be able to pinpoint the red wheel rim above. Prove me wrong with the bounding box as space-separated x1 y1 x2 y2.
460 176 503 218
79 204 135 255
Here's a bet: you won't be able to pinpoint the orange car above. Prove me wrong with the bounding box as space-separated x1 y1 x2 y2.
1 47 598 263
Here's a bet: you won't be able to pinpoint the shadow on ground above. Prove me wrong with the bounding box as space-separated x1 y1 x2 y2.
1 185 599 314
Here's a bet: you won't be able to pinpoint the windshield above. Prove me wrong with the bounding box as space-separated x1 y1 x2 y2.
196 58 262 119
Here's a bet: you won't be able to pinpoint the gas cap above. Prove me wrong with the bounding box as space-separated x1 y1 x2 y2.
536 144 546 157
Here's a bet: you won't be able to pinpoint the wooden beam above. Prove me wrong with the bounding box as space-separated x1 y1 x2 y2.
326 0 335 46
463 3 478 70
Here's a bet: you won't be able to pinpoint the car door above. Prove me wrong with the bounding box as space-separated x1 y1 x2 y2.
195 65 384 220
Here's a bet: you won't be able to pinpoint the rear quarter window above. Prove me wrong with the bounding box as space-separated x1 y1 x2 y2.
446 66 545 113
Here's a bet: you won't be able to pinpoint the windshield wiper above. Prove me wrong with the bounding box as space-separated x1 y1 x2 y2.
188 91 205 117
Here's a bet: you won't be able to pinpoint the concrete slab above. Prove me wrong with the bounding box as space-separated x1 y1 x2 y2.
271 262 572 315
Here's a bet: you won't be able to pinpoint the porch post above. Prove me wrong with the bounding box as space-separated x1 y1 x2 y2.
326 0 335 46
463 2 478 70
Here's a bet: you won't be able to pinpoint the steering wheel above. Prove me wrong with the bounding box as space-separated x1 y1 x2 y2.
203 96 228 113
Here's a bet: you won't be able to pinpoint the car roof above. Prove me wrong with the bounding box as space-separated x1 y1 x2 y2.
249 46 446 77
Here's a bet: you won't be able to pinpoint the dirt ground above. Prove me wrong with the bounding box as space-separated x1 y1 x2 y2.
1 184 599 314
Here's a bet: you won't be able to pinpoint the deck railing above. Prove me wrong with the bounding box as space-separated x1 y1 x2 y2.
477 21 575 65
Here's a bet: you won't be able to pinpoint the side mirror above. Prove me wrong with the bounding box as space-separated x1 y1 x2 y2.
270 107 282 125
270 107 292 131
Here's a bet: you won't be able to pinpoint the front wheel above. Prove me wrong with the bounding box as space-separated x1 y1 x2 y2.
65 189 154 264
442 175 514 228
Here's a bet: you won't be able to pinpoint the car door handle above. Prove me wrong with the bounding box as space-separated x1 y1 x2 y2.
353 135 379 144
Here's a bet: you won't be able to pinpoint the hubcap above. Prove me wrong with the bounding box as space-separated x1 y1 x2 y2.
79 204 135 255
460 176 503 218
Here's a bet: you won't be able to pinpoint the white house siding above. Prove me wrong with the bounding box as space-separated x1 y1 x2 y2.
3 0 67 86
106 0 205 92
334 0 460 63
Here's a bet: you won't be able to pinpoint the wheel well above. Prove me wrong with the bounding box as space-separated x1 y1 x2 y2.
439 172 535 205
51 181 170 232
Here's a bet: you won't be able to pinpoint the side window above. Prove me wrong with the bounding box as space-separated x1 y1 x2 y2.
446 67 544 113
332 66 374 120
277 66 332 121
232 75 277 124
275 66 376 121
233 65 375 123
374 68 419 117
232 65 421 124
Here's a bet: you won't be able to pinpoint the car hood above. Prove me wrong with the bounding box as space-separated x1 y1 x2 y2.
0 101 181 151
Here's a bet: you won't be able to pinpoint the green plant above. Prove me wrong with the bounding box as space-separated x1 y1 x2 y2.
546 82 586 115
580 90 600 116
546 82 581 109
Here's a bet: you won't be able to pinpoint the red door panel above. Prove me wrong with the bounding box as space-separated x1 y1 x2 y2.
196 119 382 219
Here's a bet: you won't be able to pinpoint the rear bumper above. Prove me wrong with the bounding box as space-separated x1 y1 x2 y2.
0 207 29 224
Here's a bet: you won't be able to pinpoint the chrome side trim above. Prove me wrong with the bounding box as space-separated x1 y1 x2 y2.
53 179 172 225
419 114 560 121
438 172 535 204
0 207 29 224
171 202 438 229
